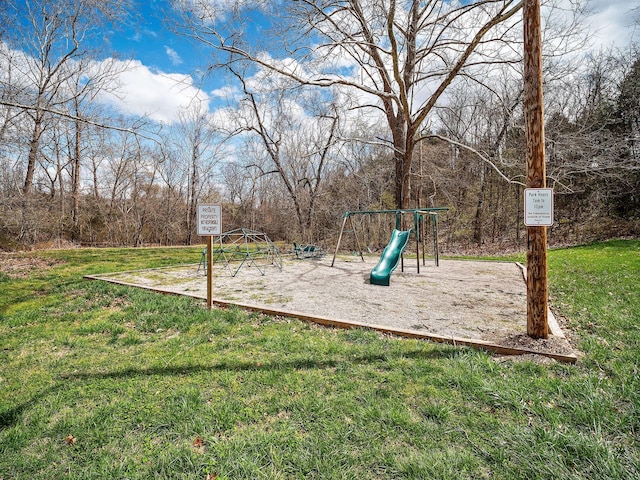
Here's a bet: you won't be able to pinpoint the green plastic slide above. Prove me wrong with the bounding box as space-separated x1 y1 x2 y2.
370 229 412 286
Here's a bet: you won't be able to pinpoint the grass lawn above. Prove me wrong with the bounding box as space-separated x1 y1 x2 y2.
1 241 639 479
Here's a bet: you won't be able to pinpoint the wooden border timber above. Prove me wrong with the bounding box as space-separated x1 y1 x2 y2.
84 274 578 364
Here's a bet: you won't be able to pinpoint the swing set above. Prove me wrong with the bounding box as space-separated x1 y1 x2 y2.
330 208 448 273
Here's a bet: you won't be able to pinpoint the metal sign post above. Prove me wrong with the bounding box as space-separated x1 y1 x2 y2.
197 204 221 310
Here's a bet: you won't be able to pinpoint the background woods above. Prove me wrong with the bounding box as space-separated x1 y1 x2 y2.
0 1 638 251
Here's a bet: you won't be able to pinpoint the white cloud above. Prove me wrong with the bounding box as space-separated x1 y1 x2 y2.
582 1 640 50
165 46 183 66
173 0 267 24
210 85 240 99
96 60 209 124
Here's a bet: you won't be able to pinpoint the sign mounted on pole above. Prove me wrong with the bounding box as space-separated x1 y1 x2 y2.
197 204 221 236
524 188 554 227
197 204 221 310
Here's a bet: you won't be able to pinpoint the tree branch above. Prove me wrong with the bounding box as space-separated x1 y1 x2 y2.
425 133 525 186
0 100 161 142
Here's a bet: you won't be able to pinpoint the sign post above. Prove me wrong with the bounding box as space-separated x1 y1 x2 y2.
523 0 549 339
197 204 221 310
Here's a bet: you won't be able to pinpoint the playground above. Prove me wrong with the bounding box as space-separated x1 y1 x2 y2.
84 209 576 362
88 253 576 362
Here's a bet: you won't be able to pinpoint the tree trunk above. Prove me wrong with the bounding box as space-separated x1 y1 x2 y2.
20 111 45 243
473 166 487 245
23 114 43 196
393 127 416 210
71 118 82 241
186 149 199 245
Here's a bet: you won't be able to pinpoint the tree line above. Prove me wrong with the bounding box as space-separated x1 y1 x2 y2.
1 0 638 252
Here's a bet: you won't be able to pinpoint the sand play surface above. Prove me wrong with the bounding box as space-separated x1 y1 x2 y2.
87 254 576 361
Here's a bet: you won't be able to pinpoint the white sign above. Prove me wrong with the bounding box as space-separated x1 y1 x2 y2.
524 188 554 226
197 204 222 236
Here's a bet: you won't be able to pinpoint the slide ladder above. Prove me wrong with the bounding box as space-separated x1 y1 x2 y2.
370 229 412 286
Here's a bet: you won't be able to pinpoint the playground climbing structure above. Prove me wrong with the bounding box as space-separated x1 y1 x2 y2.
199 228 282 276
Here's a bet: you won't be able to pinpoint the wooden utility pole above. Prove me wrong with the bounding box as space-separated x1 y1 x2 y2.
523 0 549 338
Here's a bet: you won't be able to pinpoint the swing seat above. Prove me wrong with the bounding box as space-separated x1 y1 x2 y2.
294 242 324 259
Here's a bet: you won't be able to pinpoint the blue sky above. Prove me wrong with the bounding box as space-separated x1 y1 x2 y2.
30 0 640 125
96 0 277 123
104 0 268 89
84 0 214 123
110 0 639 70
109 1 199 73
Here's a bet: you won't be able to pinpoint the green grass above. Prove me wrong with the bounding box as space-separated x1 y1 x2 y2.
1 242 639 479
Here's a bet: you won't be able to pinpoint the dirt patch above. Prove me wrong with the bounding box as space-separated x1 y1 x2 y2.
0 254 61 279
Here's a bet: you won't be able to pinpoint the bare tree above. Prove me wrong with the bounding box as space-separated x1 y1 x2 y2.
221 157 265 231
0 0 129 242
3 0 126 195
226 66 341 241
431 68 525 244
153 144 189 245
168 102 226 244
173 0 532 209
65 59 127 241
